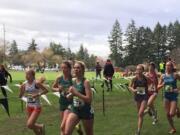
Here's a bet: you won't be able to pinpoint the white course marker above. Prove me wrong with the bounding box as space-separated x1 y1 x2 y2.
21 96 27 103
41 95 52 105
91 88 97 94
1 85 13 93
52 92 60 98
14 84 21 88
114 84 119 90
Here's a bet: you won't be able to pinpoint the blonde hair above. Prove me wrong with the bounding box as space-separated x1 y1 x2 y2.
75 61 86 76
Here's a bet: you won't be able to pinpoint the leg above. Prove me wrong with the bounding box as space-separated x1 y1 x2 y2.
137 100 147 133
164 100 174 130
104 80 109 91
60 111 64 135
109 79 112 91
1 87 7 97
82 119 94 135
169 101 177 129
64 113 80 135
147 94 157 119
75 122 83 135
96 72 98 80
61 110 71 135
147 94 157 108
26 111 42 135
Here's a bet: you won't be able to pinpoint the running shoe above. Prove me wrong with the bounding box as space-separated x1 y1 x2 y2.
168 129 176 134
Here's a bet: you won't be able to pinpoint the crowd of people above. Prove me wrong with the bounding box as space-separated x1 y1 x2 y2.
0 57 180 135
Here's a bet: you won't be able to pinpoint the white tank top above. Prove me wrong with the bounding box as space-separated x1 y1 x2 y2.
25 80 41 107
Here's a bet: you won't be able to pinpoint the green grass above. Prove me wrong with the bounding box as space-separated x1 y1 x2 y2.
0 71 180 135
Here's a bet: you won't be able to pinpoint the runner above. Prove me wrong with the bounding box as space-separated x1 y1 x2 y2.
158 61 180 134
144 62 158 125
19 69 48 135
52 61 75 135
129 64 148 135
64 61 94 135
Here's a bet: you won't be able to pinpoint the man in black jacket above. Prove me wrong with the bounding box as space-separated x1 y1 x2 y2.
95 62 102 79
103 59 114 91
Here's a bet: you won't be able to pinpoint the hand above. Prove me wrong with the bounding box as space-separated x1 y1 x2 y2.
32 93 40 98
132 89 137 93
68 86 78 96
66 93 73 100
129 87 137 94
58 85 63 92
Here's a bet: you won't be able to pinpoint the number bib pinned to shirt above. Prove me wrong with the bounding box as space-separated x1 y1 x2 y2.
27 94 36 103
73 96 85 108
164 85 173 92
136 87 146 95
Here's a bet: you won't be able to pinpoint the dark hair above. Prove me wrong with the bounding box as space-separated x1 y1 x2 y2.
149 62 156 69
0 64 5 71
62 61 72 70
107 59 111 62
26 69 35 79
137 64 144 71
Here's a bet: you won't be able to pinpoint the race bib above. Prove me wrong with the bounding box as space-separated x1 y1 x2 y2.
148 84 155 91
73 96 84 107
136 87 146 95
27 94 36 103
164 85 173 92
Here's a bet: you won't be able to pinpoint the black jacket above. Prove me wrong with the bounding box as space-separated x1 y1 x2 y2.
103 63 114 77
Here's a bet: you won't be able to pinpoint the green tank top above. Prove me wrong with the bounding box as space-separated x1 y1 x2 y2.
58 76 73 108
59 76 72 97
72 78 87 108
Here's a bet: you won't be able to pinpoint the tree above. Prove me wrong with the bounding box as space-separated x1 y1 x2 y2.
124 19 137 65
166 22 176 51
172 20 180 49
9 40 18 56
108 19 123 67
65 47 73 60
0 46 4 63
28 39 38 51
153 22 167 63
76 44 85 60
50 42 66 57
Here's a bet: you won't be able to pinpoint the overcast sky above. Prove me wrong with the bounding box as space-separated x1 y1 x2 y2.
0 0 180 58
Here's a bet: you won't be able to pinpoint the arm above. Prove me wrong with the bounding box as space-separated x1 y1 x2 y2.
128 78 137 94
112 65 114 76
52 76 63 92
36 82 48 95
157 75 164 91
19 84 25 98
69 80 92 104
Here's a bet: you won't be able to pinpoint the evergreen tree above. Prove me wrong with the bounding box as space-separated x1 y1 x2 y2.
124 19 137 65
108 19 123 66
9 40 18 56
28 39 38 51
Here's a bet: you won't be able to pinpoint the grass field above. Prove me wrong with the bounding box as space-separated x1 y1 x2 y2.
0 71 180 135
